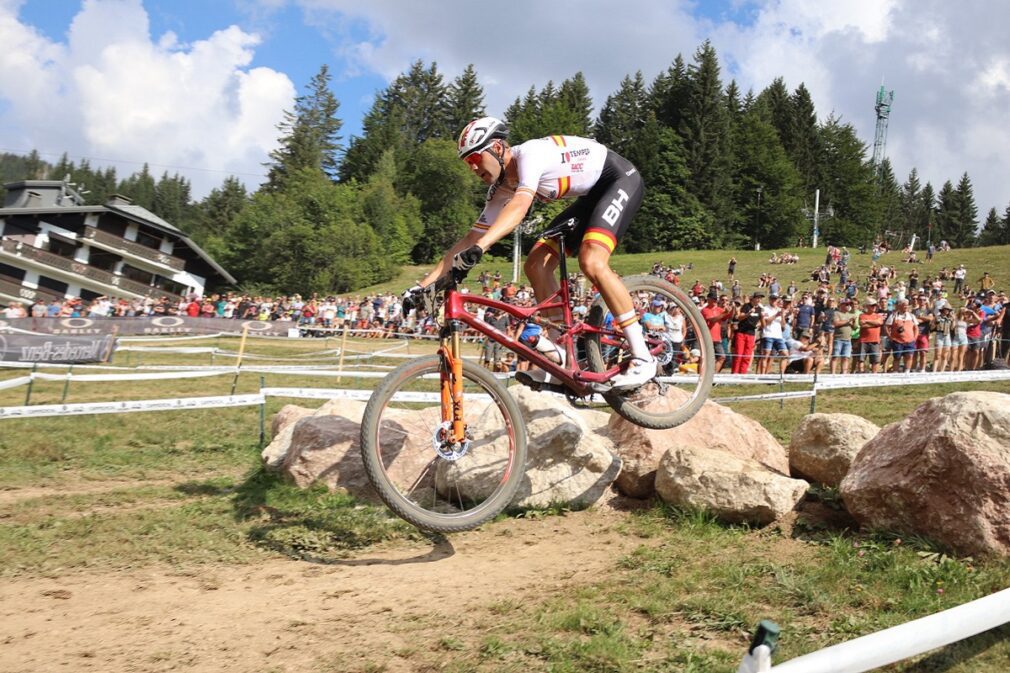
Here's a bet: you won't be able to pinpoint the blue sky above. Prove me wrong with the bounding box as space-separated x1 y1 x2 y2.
2 0 1009 220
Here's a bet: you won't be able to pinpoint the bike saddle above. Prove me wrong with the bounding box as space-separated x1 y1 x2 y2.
540 217 580 239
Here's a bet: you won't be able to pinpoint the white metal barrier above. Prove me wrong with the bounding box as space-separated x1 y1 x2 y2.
737 587 1010 672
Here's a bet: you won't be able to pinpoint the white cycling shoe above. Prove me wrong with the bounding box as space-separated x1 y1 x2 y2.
609 357 658 390
526 347 566 386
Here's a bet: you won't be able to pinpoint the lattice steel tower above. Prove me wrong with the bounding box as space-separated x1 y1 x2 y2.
871 85 895 178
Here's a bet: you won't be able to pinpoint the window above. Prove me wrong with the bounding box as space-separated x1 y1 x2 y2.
37 276 69 294
121 264 154 285
135 229 163 250
0 262 25 281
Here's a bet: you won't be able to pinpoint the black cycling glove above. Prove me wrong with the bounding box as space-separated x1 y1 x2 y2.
452 245 484 272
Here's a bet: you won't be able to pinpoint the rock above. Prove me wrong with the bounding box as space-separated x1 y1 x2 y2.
262 400 367 470
441 387 621 509
789 413 880 486
262 405 317 468
271 404 315 437
280 404 441 501
840 392 1010 557
607 388 789 499
655 446 809 525
265 388 621 510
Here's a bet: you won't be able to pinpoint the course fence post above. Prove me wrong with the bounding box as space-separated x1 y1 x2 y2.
337 325 348 383
809 370 818 414
231 324 249 396
258 375 266 448
24 363 37 406
60 365 73 403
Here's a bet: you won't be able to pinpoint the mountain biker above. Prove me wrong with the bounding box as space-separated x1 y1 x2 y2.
408 116 656 389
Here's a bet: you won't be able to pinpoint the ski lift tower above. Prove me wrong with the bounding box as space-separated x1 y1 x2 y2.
871 85 895 180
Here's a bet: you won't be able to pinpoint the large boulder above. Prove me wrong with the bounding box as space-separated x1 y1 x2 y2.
265 388 621 510
789 413 880 486
840 392 1010 557
262 399 366 469
655 446 808 525
280 404 442 501
607 389 789 499
262 405 317 468
442 386 620 509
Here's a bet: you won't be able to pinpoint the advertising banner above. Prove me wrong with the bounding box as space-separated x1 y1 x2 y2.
0 332 117 363
0 316 293 338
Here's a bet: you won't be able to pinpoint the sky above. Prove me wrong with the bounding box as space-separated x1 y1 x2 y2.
1 0 1008 221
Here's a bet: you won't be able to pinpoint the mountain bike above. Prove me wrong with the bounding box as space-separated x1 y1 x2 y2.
360 218 714 532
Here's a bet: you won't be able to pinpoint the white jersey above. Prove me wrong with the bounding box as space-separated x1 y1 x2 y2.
473 135 608 232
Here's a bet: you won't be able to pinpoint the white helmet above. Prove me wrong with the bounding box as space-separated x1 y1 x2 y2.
457 116 508 159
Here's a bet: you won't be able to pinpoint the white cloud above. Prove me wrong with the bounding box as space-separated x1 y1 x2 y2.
0 0 294 197
297 0 1010 215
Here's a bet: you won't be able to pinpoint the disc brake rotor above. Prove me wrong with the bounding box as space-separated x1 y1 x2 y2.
431 420 471 461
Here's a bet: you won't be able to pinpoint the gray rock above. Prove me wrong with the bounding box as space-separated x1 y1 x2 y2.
789 413 880 486
607 389 790 499
441 387 621 509
655 446 809 525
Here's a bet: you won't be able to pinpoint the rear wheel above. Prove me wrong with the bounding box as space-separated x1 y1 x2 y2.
360 355 527 532
584 275 714 429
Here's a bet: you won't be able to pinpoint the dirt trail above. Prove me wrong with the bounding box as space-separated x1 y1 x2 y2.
0 479 181 506
0 508 642 673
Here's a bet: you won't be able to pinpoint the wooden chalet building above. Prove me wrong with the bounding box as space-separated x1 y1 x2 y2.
0 179 235 306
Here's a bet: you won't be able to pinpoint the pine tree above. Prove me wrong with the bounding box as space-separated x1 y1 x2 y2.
787 84 819 194
680 41 734 235
934 180 957 246
387 60 453 143
595 72 650 158
446 64 486 135
756 77 792 144
265 64 343 190
815 115 877 246
876 159 903 241
730 107 805 249
949 172 979 247
649 54 689 131
558 73 593 135
118 164 157 209
978 207 1004 247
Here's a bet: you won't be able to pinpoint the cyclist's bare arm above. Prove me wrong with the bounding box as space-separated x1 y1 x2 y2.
420 229 483 288
475 191 534 251
419 191 534 288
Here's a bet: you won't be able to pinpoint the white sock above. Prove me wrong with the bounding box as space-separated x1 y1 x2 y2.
615 310 652 361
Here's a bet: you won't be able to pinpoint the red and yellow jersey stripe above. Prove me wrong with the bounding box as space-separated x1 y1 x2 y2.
582 228 617 253
550 135 567 147
556 176 570 198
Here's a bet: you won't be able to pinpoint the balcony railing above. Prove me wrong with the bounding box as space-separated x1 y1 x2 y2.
0 274 64 304
0 238 182 301
83 226 185 271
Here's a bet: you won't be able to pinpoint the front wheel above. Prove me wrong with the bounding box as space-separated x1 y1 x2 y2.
584 275 714 429
360 355 527 533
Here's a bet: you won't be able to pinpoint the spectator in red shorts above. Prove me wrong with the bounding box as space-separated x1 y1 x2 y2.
732 292 764 374
701 291 732 371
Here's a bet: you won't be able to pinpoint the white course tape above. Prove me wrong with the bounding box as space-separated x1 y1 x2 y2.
0 376 32 391
261 387 493 403
771 587 1010 673
0 393 263 419
31 369 231 383
714 390 817 403
815 369 1010 390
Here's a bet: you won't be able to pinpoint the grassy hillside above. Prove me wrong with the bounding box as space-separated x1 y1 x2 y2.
345 244 1010 299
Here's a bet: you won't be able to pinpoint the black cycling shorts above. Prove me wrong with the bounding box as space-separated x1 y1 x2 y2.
534 150 644 257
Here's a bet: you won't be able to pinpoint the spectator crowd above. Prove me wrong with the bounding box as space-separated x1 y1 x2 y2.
3 245 1007 375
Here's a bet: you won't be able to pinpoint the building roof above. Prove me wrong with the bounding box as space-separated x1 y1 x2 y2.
1 181 236 285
